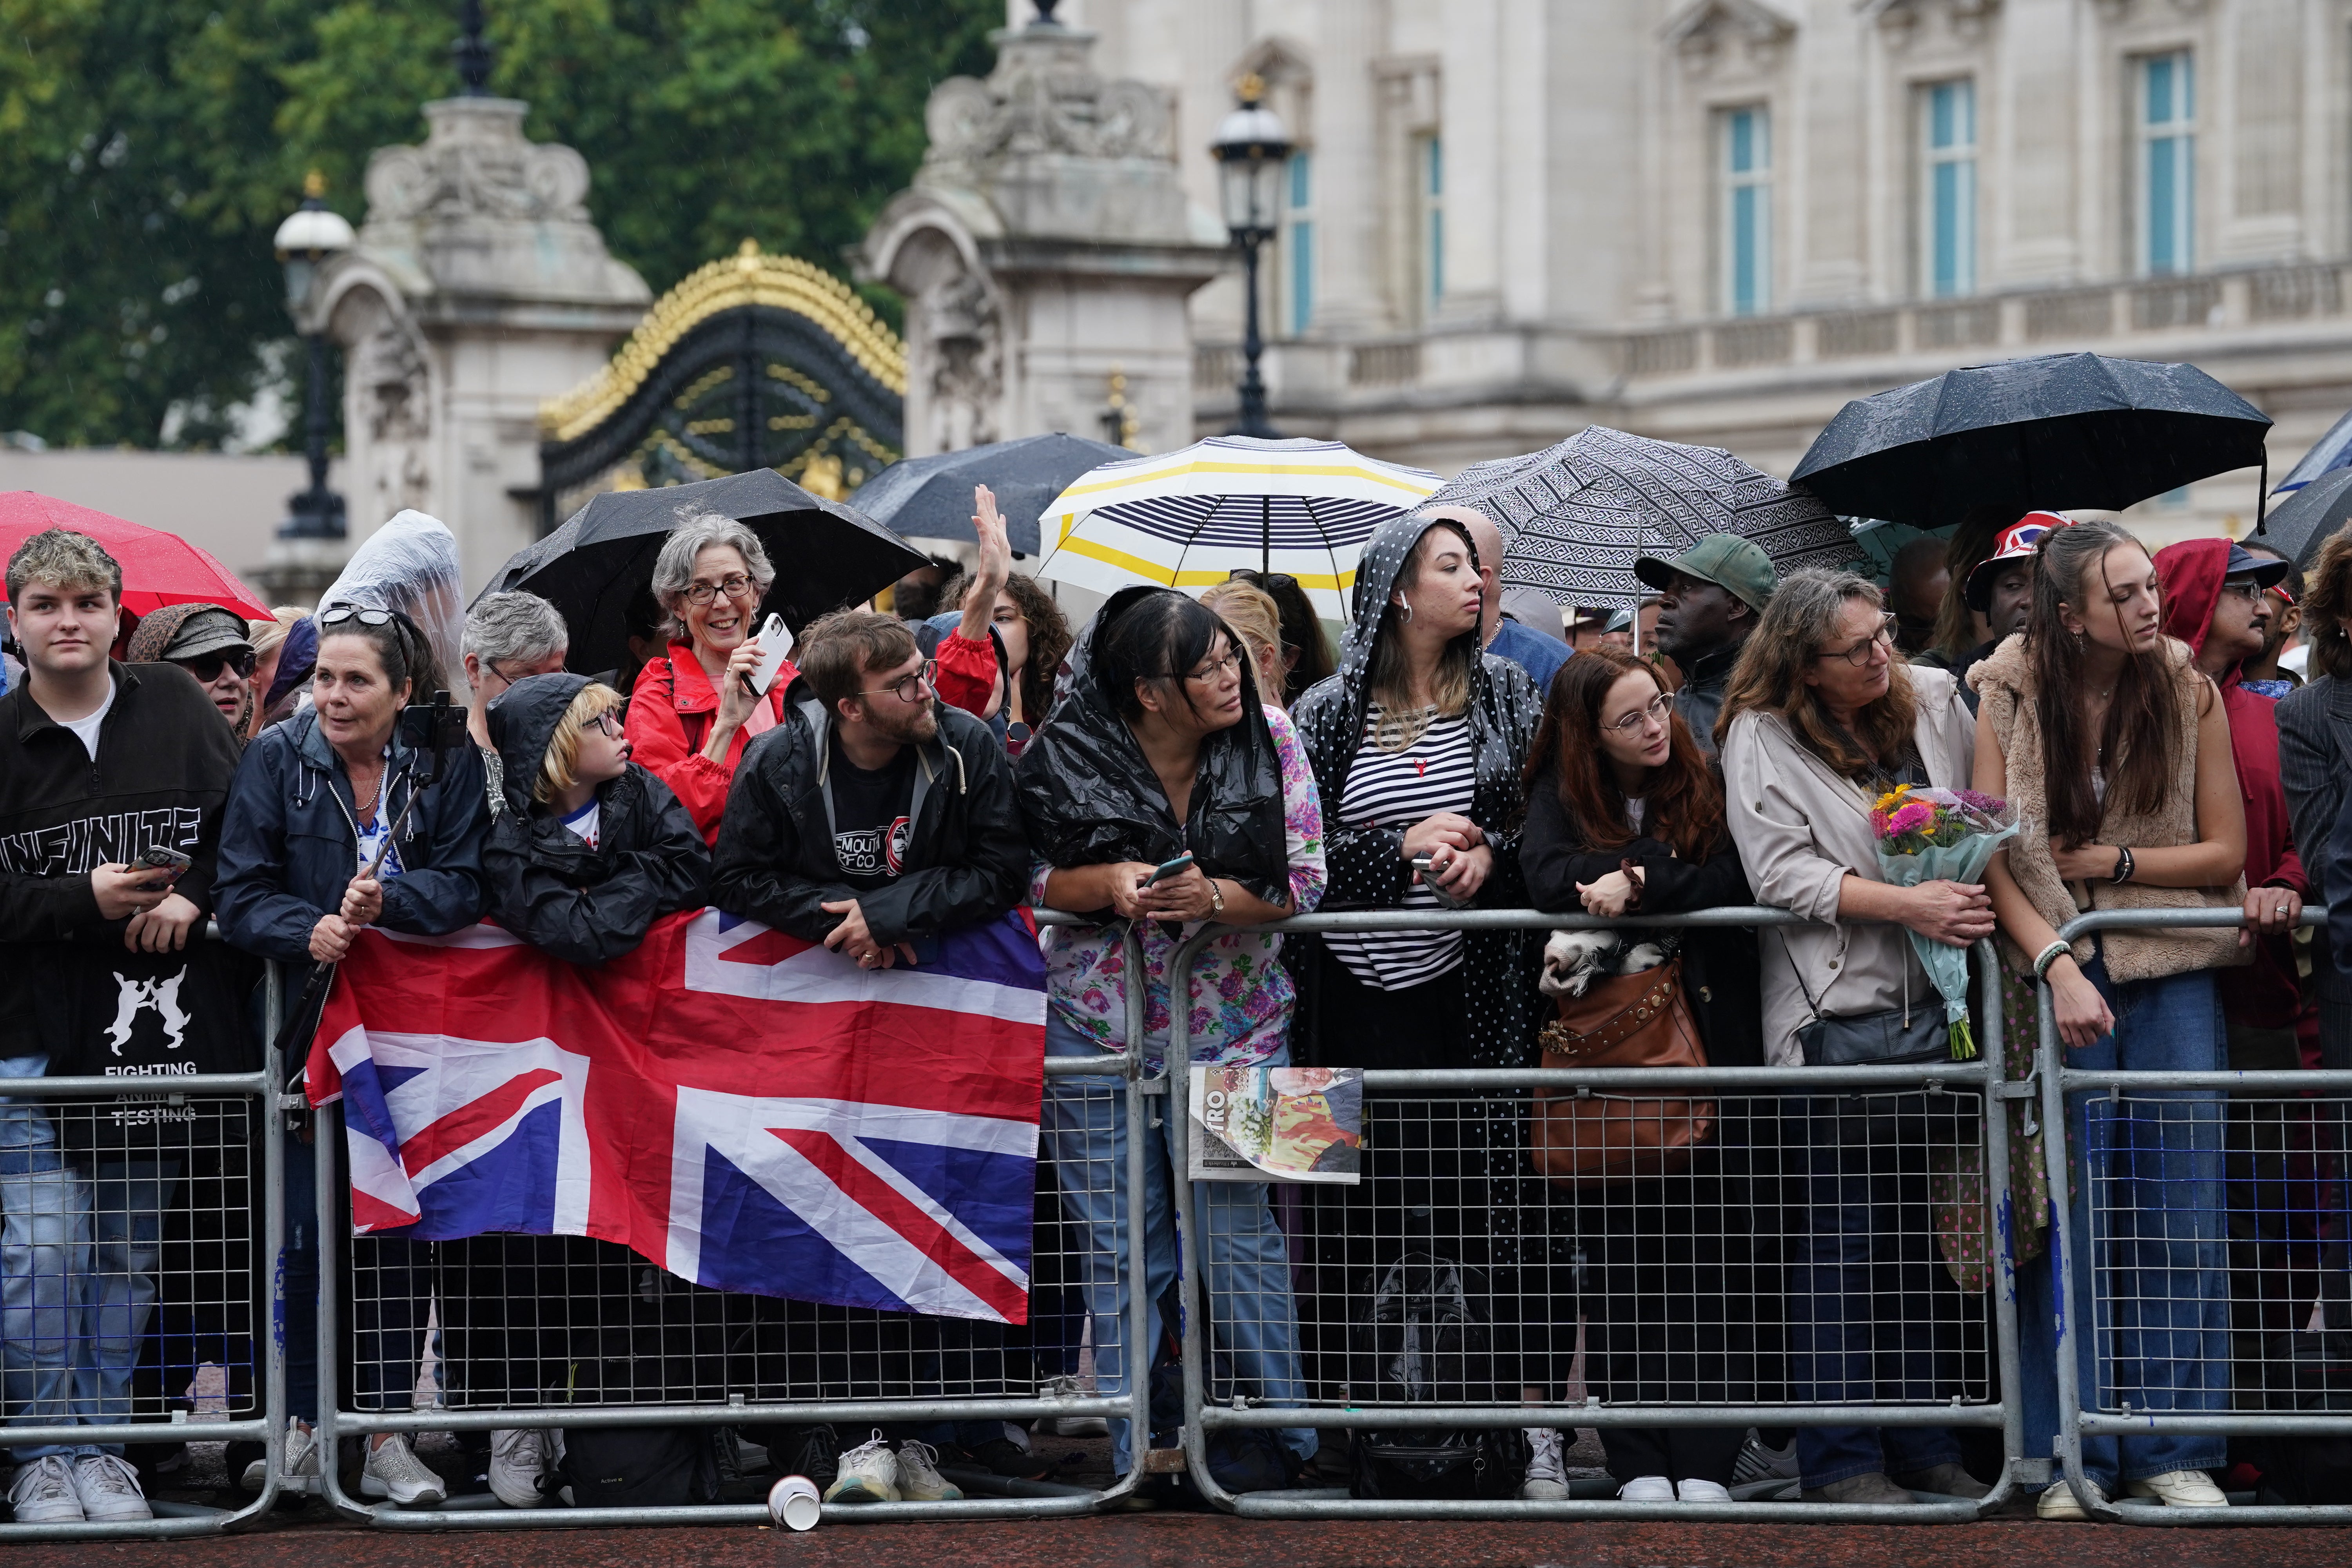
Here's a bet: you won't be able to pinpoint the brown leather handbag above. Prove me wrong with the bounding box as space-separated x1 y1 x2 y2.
1532 955 1714 1187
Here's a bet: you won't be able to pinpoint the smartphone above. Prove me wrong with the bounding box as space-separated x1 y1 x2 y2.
134 846 192 875
1142 852 1197 888
1411 850 1470 909
745 613 796 697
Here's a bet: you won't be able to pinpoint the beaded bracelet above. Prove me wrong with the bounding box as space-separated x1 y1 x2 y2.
2031 939 2073 979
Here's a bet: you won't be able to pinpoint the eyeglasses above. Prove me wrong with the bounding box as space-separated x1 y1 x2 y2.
176 647 256 683
682 573 757 606
2218 578 2269 603
1227 569 1299 592
1815 612 1898 668
1181 650 1244 685
587 710 626 739
1600 691 1674 735
861 659 936 704
318 605 396 630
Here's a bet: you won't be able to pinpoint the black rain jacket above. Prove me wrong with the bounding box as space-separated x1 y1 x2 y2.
710 678 1027 945
483 673 710 965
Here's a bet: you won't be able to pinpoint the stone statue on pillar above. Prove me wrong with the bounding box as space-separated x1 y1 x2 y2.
861 9 1228 458
298 76 648 591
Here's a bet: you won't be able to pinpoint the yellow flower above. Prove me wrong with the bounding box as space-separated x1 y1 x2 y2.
1875 784 1912 814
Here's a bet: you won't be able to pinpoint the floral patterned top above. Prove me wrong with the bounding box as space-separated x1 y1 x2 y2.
1031 705 1326 1069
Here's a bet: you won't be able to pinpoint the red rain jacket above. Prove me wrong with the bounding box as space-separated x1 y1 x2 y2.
2154 537 2306 1029
622 642 796 847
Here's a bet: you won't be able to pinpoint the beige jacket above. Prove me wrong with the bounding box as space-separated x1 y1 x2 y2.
1723 666 1977 1067
1968 634 2245 984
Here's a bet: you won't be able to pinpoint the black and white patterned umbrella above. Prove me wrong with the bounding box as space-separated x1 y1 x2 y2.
1423 425 1855 605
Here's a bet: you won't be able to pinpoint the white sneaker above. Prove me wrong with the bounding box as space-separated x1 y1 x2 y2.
360 1433 448 1506
2037 1477 2109 1519
243 1417 318 1491
1617 1473 1677 1502
1678 1477 1734 1503
7 1455 83 1524
489 1427 552 1508
894 1440 963 1502
1038 1374 1110 1438
1521 1428 1569 1501
2125 1469 2229 1508
823 1431 899 1504
69 1454 152 1523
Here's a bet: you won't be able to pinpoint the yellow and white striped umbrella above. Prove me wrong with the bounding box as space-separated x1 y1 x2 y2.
1034 436 1442 618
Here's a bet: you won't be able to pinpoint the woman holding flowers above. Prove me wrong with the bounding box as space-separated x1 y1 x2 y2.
1972 519 2269 1519
1719 569 1991 1509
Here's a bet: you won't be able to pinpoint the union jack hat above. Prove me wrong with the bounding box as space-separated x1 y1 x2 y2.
1964 512 2069 610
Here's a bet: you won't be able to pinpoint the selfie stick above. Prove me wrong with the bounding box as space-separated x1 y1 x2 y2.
272 690 464 1062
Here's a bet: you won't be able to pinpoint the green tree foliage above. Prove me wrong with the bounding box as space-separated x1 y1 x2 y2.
0 0 996 449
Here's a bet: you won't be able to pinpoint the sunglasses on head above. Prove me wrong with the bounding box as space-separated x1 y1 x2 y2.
176 647 256 683
318 605 396 629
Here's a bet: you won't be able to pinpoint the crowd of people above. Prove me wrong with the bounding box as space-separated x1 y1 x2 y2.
0 480 2339 1521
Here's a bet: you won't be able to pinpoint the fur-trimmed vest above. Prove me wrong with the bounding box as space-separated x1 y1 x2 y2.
1970 634 2247 984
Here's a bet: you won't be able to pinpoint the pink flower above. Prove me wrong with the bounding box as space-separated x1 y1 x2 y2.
1885 800 1936 837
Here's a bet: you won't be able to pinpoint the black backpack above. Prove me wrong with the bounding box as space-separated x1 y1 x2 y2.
2246 1331 2352 1505
1346 1252 1526 1500
557 1425 719 1508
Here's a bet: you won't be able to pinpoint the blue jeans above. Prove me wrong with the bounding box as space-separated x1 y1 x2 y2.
2018 959 2229 1490
1786 1098 1967 1490
0 1055 182 1459
1040 1016 1312 1475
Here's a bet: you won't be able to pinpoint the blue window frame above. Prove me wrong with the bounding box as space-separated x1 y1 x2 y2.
2139 52 2195 276
1923 80 1977 297
1721 107 1771 316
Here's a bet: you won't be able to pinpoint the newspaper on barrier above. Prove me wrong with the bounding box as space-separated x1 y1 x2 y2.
1189 1065 1364 1184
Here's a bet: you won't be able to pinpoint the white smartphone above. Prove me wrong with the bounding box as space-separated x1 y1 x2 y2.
745 613 795 696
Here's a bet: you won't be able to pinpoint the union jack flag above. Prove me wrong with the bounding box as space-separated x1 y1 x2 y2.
307 909 1047 1324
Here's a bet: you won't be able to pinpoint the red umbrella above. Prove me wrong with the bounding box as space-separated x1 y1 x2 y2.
0 492 272 620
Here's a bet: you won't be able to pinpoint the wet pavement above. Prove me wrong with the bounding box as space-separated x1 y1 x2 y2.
30 1514 2352 1568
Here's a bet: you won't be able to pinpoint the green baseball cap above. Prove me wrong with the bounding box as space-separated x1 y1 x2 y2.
1633 533 1777 614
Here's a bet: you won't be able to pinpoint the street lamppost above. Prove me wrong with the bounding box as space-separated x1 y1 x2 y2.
272 170 355 540
1209 76 1289 440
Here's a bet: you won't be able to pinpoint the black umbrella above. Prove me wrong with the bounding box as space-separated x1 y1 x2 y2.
850 434 1137 555
1791 352 2273 530
481 468 925 674
2252 465 2352 569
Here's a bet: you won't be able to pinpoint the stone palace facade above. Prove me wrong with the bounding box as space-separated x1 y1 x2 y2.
1045 0 2352 537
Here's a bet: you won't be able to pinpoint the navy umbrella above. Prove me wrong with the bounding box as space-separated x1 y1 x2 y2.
851 434 1137 557
2250 465 2352 569
1792 352 2273 530
481 467 924 675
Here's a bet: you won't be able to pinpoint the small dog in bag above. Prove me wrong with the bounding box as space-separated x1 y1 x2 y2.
1537 927 1669 999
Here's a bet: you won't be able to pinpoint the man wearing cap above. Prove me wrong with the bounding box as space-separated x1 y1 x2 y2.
123 604 256 737
2152 538 2306 1167
1936 514 2056 710
1637 534 1777 757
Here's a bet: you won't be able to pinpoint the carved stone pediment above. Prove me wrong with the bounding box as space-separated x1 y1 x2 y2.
1664 0 1799 73
922 27 1174 170
1862 0 2000 49
356 96 648 309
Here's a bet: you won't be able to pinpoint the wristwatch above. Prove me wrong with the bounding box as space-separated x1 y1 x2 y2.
2112 845 2135 885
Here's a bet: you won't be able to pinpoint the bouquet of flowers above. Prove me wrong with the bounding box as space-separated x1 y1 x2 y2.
1870 786 2020 1060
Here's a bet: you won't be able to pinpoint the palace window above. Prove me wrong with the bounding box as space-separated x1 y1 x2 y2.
1921 79 1977 297
1720 106 1772 316
1421 135 1445 308
1285 151 1315 334
2136 51 2195 276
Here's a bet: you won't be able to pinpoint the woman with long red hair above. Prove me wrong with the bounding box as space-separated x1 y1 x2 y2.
1519 645 1767 1506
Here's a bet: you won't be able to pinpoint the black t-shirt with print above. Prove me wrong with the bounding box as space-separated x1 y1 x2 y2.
826 734 916 892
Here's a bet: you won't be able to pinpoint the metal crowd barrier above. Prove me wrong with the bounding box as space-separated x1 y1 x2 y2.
2036 904 2352 1526
0 922 284 1542
305 920 1160 1529
1160 907 2030 1523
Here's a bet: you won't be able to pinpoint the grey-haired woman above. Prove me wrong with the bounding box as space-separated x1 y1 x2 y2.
621 512 797 845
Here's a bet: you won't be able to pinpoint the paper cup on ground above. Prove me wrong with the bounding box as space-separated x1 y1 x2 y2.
768 1474 821 1530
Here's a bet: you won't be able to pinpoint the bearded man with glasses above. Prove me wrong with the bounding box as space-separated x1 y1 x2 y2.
707 607 1034 1489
